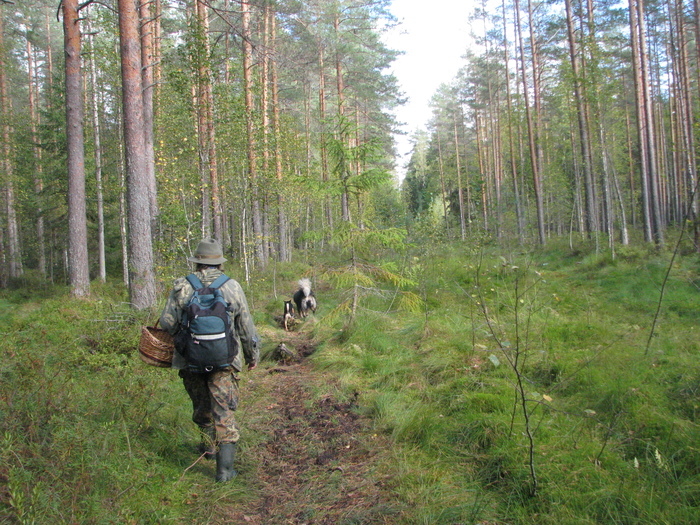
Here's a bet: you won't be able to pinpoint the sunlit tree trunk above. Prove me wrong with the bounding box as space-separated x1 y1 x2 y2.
194 0 212 238
502 0 524 243
140 0 158 228
86 16 106 282
270 11 289 262
154 0 162 110
118 113 129 287
474 111 489 231
319 45 333 231
564 0 596 237
118 0 157 308
45 9 54 100
514 0 546 244
629 0 659 244
62 0 89 296
261 4 271 259
242 0 265 266
334 14 350 222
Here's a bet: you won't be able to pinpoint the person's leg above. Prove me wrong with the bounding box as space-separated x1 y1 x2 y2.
208 369 240 482
179 370 215 456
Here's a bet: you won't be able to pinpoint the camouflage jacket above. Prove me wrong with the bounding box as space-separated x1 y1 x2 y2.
159 268 260 372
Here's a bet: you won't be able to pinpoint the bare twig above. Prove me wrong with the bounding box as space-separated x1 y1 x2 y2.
177 453 208 484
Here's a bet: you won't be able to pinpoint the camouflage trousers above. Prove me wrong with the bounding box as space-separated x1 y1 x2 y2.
179 368 240 444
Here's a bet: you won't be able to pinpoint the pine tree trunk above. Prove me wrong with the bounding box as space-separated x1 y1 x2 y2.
195 0 211 238
564 0 597 237
26 38 46 277
637 0 664 244
242 0 265 266
261 5 271 260
118 0 157 308
319 45 333 232
502 0 524 243
334 14 350 223
514 0 546 244
62 0 89 296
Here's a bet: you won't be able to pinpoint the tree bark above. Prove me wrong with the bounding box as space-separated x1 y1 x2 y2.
118 0 157 308
637 0 664 244
62 0 90 296
270 11 289 262
514 0 546 244
564 0 596 236
86 15 106 282
242 0 265 266
502 0 524 243
140 0 159 227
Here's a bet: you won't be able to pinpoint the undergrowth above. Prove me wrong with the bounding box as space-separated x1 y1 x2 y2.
1 239 700 524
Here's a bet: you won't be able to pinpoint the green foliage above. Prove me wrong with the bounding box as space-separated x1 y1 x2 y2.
317 221 420 323
4 242 700 523
314 241 700 522
0 288 216 524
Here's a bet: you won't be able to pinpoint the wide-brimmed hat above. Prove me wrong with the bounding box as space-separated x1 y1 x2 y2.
188 238 227 265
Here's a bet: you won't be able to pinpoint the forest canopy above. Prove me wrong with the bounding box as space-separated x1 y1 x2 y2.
0 0 698 302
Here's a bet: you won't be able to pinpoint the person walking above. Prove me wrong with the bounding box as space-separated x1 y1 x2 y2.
159 238 259 482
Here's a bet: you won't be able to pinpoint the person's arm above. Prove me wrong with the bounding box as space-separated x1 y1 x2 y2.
159 277 189 335
226 280 260 369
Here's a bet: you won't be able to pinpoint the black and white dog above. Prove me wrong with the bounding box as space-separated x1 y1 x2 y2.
283 300 295 331
293 278 317 318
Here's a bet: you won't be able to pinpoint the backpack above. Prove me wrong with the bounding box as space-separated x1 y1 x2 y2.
175 273 238 373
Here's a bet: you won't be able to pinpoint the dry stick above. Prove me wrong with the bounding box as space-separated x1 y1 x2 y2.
514 273 538 497
177 453 208 484
645 177 700 355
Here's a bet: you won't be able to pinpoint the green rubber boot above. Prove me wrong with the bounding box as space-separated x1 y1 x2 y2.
215 442 237 482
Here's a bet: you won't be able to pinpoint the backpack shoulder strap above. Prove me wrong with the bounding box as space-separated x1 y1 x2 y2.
210 274 230 290
185 273 204 290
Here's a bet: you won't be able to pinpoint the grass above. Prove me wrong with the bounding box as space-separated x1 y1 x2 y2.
2 239 700 523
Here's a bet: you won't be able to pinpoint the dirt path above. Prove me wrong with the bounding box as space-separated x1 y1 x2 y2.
212 327 401 524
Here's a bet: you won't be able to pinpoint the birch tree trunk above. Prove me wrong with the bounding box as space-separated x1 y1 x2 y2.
271 11 289 262
140 0 159 229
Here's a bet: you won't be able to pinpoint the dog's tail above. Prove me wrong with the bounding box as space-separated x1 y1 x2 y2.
298 278 312 297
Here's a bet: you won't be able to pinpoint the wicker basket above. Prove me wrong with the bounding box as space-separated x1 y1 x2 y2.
138 322 174 368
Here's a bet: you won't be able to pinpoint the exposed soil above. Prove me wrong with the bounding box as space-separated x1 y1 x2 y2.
211 326 401 524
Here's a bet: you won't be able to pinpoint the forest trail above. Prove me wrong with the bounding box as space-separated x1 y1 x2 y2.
211 325 401 524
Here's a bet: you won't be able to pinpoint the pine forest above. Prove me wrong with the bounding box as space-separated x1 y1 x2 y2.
2 0 700 523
